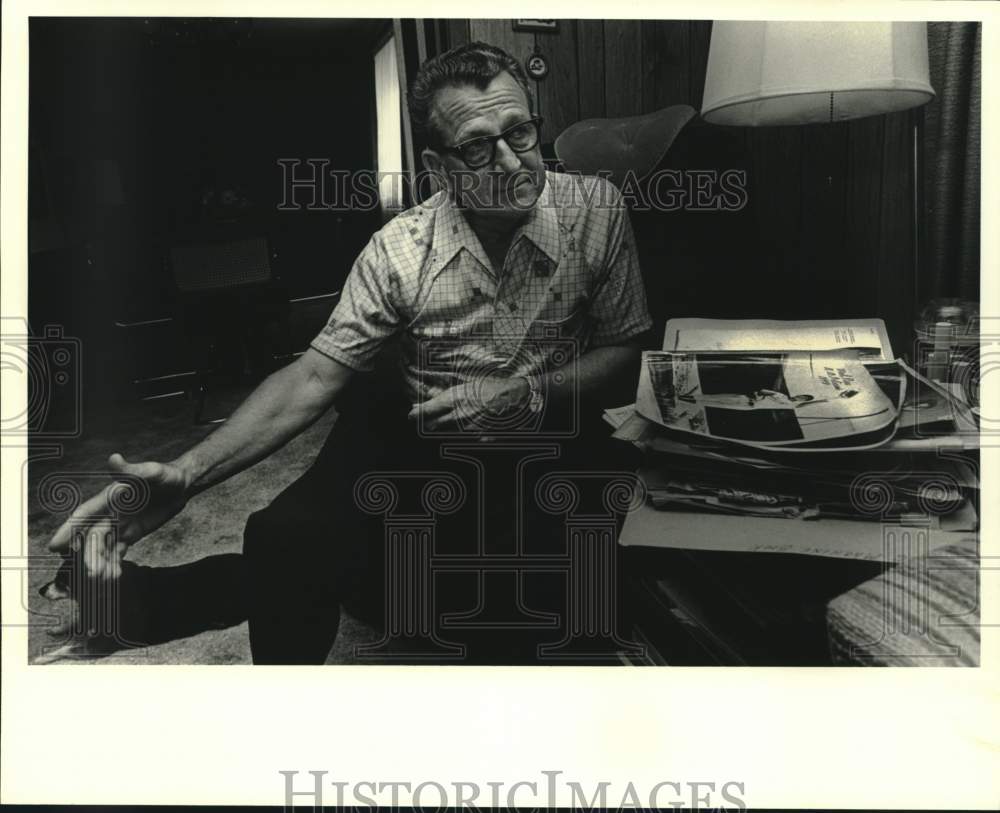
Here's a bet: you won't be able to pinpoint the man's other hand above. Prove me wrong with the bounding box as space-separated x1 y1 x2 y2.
408 375 530 432
47 453 190 581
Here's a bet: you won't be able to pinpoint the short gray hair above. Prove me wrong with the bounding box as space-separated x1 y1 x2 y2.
407 41 534 146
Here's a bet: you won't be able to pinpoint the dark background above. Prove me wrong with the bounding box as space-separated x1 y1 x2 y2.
28 17 951 429
29 18 386 417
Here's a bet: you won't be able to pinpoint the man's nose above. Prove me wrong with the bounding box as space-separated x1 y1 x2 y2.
493 137 523 172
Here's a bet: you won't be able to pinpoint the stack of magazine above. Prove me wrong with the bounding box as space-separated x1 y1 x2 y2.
607 318 980 560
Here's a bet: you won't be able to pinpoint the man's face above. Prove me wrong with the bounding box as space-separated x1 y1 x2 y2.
424 71 546 220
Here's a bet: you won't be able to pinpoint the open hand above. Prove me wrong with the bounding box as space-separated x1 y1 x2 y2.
408 376 530 432
47 453 190 582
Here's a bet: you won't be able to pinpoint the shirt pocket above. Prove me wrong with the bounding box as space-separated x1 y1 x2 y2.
530 250 594 331
530 294 590 340
409 268 488 338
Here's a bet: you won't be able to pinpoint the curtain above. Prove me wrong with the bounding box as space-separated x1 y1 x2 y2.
921 22 981 302
374 34 404 212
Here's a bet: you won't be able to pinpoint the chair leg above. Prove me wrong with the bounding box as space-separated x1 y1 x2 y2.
193 375 226 426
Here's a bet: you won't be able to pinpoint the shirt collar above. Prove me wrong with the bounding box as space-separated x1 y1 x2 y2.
514 178 561 265
430 174 562 273
431 194 493 273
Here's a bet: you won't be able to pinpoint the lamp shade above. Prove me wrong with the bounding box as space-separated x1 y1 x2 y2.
701 21 935 126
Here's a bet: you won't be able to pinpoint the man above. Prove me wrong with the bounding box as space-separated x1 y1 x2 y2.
48 41 652 664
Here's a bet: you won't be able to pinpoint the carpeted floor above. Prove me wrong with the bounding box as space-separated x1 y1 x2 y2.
25 381 381 665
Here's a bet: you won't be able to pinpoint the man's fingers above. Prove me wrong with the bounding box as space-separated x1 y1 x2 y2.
34 642 83 664
45 617 75 637
82 521 116 579
109 453 163 483
107 541 128 581
83 528 105 577
410 392 456 420
47 488 111 552
425 404 463 430
414 394 451 416
47 454 153 553
411 382 495 428
48 519 74 553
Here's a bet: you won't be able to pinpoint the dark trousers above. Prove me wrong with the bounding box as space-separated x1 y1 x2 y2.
242 393 640 664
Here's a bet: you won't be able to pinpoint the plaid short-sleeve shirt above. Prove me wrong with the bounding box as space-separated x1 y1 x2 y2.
311 170 652 402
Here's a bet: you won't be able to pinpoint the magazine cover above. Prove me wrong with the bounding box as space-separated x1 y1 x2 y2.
636 350 901 448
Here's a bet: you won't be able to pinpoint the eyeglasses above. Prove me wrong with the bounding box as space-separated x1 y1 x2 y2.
438 117 544 170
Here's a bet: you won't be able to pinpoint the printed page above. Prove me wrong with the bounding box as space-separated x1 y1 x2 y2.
664 318 894 361
635 350 898 448
602 403 637 430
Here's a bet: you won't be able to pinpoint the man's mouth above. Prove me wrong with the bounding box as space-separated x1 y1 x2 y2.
506 173 533 190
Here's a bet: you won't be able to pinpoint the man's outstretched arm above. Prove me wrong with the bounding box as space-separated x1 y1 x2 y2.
48 349 354 578
172 348 353 494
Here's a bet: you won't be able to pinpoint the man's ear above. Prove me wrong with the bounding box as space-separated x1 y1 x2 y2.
420 147 448 196
421 147 446 176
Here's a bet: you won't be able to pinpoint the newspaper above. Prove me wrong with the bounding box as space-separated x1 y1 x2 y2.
602 403 638 430
663 317 894 362
635 349 900 449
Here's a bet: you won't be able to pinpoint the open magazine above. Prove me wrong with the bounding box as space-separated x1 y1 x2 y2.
609 318 976 560
635 349 905 450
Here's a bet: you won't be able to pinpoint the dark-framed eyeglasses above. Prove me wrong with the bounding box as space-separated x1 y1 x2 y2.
438 116 544 169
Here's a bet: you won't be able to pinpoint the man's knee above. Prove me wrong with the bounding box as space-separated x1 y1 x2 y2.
242 508 279 566
242 506 331 565
243 497 371 584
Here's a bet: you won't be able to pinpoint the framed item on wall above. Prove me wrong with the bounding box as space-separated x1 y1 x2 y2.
524 52 550 80
513 19 559 33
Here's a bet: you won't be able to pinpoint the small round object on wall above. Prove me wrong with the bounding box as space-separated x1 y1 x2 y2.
525 52 549 81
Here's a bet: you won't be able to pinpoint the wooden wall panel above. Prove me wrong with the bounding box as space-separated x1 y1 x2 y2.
445 19 470 50
604 21 643 117
745 127 804 318
536 21 579 142
878 111 917 353
798 122 849 315
576 20 606 119
688 20 712 110
843 116 886 321
468 19 534 65
642 20 690 111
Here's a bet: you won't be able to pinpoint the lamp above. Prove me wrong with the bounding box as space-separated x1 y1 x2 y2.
699 21 936 353
701 21 935 126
